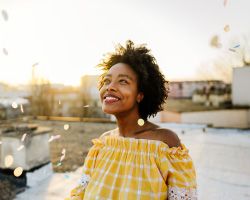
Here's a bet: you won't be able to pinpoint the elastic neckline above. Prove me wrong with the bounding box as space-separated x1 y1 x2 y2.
107 130 170 148
106 128 185 151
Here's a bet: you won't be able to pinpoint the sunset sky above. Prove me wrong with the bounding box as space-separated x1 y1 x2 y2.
1 0 250 86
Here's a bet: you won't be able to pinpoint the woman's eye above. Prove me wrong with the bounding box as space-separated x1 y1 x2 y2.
103 79 110 85
119 79 128 84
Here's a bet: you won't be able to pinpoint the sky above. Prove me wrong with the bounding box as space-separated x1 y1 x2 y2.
0 0 250 86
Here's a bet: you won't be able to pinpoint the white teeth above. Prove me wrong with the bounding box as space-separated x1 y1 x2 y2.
106 96 119 100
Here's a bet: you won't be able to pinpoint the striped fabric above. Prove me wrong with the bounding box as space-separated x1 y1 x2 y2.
66 133 197 200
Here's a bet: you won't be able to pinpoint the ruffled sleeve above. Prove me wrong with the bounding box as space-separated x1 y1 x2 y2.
65 138 103 200
159 144 197 200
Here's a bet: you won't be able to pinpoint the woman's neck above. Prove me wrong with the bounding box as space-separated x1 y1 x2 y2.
114 109 140 137
115 112 155 137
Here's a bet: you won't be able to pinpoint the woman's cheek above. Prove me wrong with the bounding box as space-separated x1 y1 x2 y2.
99 86 106 100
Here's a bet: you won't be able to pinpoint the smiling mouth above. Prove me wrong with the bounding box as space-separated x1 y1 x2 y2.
104 96 120 104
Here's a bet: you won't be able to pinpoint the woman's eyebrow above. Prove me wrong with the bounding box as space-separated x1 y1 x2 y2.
118 74 133 80
105 74 133 80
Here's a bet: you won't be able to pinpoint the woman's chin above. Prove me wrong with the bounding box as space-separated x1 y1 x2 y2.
102 108 118 115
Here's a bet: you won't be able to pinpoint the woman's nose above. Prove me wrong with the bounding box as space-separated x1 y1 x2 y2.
106 81 117 91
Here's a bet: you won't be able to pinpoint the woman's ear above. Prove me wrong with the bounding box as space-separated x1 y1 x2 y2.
137 92 144 103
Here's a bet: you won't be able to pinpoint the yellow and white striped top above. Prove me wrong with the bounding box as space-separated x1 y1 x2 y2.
66 133 197 200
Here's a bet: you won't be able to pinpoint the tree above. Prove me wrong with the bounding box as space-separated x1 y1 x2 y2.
31 78 53 116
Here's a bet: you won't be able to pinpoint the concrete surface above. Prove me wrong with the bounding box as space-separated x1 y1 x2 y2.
15 123 250 200
15 166 82 200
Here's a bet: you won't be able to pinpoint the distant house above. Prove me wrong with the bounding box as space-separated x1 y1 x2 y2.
0 97 30 119
0 83 31 119
169 80 227 99
148 77 250 128
49 87 82 117
232 66 250 106
192 83 231 107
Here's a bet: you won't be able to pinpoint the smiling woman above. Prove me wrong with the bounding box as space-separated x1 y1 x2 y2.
66 41 197 200
98 41 168 121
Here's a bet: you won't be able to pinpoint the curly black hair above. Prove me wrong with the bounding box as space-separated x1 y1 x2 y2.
97 40 169 120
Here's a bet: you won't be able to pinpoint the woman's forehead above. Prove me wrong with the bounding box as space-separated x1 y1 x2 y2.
105 63 137 79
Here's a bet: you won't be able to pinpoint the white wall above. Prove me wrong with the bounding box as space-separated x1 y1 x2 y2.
232 67 250 106
0 133 50 170
181 109 250 128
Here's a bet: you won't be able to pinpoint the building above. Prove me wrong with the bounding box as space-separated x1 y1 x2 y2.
149 74 250 128
49 87 82 117
0 83 31 119
232 66 250 106
169 80 227 99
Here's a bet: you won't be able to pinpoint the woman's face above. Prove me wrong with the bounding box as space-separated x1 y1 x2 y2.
99 63 144 116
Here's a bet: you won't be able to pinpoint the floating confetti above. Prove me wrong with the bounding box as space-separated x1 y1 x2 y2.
137 118 145 126
233 44 240 48
3 48 8 55
48 136 54 142
229 48 236 52
53 135 61 140
64 174 70 179
5 155 14 167
32 62 39 67
48 135 61 142
60 148 66 162
224 24 230 32
21 133 27 142
12 102 18 109
223 0 228 7
210 35 222 48
64 124 70 130
20 104 24 113
83 105 90 108
1 10 8 21
17 145 25 151
14 167 23 177
60 154 65 162
61 148 66 155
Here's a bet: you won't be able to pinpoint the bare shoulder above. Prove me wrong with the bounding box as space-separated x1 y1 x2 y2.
154 128 181 148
